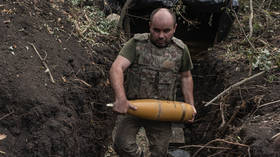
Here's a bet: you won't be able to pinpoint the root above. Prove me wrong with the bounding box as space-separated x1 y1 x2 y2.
249 0 254 39
28 42 55 83
192 138 251 157
205 71 265 107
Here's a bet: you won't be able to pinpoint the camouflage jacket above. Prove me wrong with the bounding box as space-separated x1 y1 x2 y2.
125 33 185 100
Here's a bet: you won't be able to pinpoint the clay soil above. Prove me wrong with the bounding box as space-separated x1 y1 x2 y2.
0 0 280 157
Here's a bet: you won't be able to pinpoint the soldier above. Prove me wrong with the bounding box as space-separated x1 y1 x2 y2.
109 8 196 157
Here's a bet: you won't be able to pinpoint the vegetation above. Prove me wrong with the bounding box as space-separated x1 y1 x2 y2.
230 0 280 73
69 0 119 46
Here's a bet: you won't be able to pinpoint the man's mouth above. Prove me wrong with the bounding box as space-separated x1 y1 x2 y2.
157 40 165 44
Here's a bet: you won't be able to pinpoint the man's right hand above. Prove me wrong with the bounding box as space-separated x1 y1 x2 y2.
113 98 137 114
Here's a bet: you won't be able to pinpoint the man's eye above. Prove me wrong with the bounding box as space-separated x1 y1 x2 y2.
164 29 171 33
153 29 160 32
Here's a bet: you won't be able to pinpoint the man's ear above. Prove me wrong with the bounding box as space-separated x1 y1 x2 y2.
173 23 177 33
149 21 151 27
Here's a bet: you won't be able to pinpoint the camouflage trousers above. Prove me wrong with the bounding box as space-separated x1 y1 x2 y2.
113 115 172 157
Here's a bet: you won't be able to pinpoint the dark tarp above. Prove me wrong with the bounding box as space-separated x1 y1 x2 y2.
118 0 239 51
126 0 239 11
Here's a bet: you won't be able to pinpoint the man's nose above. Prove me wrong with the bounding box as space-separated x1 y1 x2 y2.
159 32 164 39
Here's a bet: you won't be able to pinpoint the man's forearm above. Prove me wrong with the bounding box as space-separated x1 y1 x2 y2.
109 56 133 113
109 65 127 100
181 72 194 106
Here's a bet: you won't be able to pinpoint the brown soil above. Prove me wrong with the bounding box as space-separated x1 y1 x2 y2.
0 0 279 157
187 48 280 156
0 0 118 156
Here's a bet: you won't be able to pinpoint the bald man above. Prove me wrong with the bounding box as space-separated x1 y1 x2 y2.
110 8 196 157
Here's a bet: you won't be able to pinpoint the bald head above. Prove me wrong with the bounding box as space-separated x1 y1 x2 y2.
149 8 177 48
150 8 176 26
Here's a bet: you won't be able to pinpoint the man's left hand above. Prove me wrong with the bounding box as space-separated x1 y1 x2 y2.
188 105 197 123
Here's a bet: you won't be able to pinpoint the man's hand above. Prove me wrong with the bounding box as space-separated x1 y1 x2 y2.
188 104 197 123
113 98 137 114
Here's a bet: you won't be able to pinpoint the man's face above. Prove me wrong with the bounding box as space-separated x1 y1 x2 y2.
149 12 177 48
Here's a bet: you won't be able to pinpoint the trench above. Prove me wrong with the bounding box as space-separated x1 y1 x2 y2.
102 2 232 154
93 4 246 157
184 51 225 142
171 48 227 154
102 46 230 156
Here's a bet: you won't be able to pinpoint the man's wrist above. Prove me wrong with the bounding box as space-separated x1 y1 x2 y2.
184 100 194 106
115 93 127 100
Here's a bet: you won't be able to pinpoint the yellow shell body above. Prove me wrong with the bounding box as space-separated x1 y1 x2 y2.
127 99 194 122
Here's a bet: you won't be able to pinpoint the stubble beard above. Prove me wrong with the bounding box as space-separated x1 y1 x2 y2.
150 34 173 48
